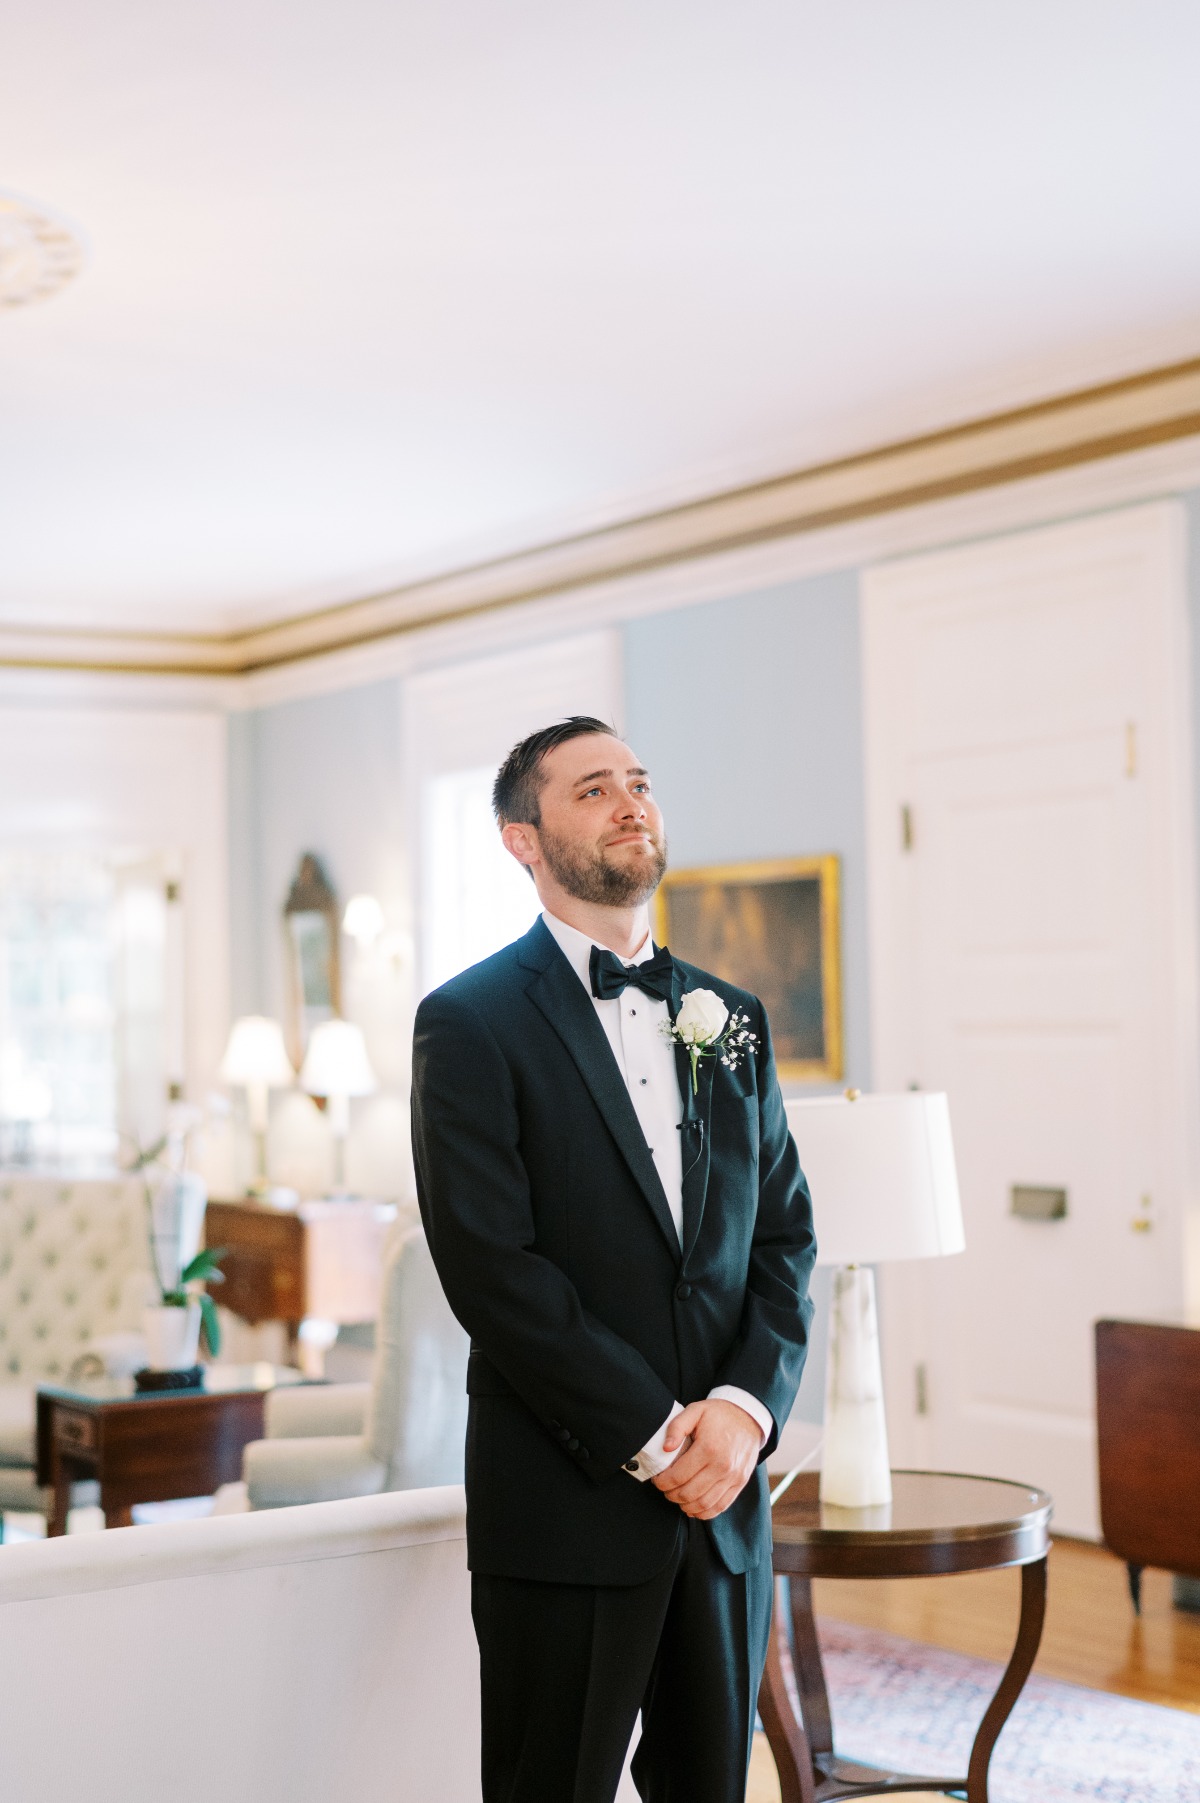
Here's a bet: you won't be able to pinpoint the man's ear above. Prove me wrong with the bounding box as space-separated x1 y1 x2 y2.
501 820 538 872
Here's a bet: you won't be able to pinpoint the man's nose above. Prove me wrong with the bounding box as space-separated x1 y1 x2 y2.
614 788 647 819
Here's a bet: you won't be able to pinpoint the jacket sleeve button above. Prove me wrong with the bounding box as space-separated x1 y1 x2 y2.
567 1437 580 1452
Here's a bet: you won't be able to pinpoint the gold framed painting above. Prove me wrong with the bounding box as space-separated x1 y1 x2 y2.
654 855 842 1082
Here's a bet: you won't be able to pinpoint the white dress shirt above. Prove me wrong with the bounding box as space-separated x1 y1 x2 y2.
540 910 773 1480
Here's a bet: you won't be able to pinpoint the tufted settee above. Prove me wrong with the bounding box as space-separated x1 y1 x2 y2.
0 1174 153 1526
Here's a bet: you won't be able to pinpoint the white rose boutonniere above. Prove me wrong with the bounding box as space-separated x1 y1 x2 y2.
662 987 759 1093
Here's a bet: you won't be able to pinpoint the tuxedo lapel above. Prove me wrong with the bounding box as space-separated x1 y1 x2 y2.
674 1037 715 1264
519 921 681 1260
669 961 721 1264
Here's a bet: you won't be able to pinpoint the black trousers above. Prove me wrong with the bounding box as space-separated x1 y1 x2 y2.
471 1518 773 1803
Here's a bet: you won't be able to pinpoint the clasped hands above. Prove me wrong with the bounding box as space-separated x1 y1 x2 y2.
651 1398 762 1521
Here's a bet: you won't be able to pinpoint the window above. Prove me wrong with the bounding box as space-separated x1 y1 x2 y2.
423 766 540 993
404 627 622 998
0 852 180 1168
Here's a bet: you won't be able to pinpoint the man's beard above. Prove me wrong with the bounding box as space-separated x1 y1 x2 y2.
538 823 668 907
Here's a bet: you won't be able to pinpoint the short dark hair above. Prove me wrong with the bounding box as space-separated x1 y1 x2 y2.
492 715 616 826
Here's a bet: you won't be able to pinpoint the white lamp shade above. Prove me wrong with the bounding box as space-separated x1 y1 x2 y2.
785 1092 965 1267
219 1016 294 1088
299 1018 377 1098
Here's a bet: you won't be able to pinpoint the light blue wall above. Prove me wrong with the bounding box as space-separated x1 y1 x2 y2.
229 678 406 1022
625 569 865 1423
624 568 868 1092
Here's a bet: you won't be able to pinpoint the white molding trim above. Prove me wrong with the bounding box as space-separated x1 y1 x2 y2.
235 427 1200 710
3 360 1200 695
0 665 238 711
2 426 1198 716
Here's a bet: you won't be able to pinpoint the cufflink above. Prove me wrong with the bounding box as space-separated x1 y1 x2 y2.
623 1459 639 1473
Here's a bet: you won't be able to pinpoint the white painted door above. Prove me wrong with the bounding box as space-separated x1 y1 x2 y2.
862 502 1200 1536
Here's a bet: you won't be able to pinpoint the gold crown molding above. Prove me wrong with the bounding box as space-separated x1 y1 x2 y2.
5 355 1200 678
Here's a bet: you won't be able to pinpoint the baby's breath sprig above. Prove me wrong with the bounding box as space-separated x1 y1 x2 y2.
718 1009 758 1072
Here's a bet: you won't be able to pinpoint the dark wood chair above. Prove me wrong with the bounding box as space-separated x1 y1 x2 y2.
1095 1318 1200 1611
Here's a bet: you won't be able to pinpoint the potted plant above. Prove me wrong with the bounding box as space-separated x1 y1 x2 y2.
128 1108 227 1373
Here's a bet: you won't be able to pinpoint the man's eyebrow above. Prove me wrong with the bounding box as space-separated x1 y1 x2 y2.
573 765 649 786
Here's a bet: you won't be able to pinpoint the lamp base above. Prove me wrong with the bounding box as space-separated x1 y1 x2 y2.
820 1264 892 1509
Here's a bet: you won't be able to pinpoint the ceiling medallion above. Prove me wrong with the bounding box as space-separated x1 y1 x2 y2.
0 192 86 308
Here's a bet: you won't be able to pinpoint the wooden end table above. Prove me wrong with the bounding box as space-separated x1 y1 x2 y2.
206 1197 393 1366
35 1364 307 1533
759 1469 1052 1803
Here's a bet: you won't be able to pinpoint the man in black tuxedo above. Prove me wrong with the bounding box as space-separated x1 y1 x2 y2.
411 716 815 1803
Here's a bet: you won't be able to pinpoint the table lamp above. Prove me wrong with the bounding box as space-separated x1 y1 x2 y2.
219 1015 295 1195
785 1091 965 1509
299 1018 377 1194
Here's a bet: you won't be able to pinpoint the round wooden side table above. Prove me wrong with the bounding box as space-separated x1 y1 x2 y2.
759 1469 1052 1803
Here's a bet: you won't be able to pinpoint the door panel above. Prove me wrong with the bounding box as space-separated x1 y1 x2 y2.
863 504 1197 1535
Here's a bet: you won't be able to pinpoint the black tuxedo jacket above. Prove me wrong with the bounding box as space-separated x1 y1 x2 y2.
411 917 816 1586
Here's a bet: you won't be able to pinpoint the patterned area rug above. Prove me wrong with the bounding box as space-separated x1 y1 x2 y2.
818 1618 1200 1802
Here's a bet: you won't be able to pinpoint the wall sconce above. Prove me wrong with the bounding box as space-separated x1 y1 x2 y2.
343 894 384 949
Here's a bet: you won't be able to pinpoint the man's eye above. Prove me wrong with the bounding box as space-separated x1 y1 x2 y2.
582 787 602 798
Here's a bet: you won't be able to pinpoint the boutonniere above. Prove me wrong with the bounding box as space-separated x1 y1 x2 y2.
662 988 758 1094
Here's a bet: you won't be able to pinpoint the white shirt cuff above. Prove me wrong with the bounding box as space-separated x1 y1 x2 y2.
708 1385 773 1447
623 1401 685 1482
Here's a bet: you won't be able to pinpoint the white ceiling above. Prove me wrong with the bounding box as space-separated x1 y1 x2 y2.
4 0 1200 637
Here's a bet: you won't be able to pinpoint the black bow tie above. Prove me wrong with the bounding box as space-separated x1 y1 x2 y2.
589 943 676 1006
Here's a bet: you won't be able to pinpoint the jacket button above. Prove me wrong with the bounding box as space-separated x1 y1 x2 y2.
676 1282 692 1300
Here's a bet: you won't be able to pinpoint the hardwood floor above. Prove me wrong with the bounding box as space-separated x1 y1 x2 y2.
745 1536 1200 1803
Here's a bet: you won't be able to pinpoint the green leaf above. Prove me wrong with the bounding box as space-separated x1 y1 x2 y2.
197 1291 221 1358
128 1133 169 1171
180 1247 226 1286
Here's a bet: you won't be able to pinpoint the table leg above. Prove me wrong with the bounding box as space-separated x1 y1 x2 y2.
103 1501 134 1529
47 1450 75 1537
787 1575 835 1756
757 1576 818 1803
965 1557 1048 1802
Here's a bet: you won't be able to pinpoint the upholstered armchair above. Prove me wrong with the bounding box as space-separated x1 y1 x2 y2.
240 1221 469 1508
0 1176 153 1530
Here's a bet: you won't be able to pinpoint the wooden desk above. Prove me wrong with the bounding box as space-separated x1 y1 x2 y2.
1095 1317 1200 1610
36 1366 305 1532
760 1470 1051 1803
206 1197 394 1359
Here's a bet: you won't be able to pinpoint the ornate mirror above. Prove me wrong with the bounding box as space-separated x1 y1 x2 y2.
283 853 340 1065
